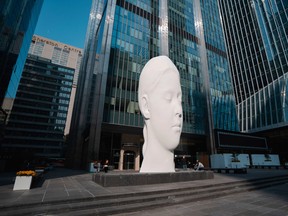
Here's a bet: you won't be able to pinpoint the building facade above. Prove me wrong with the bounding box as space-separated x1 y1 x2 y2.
28 35 83 134
69 0 238 169
219 0 288 160
2 54 74 161
0 0 43 115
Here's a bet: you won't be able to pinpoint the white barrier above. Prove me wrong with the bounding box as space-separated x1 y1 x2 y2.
210 153 250 169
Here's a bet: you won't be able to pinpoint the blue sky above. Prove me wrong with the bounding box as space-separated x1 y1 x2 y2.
35 0 92 49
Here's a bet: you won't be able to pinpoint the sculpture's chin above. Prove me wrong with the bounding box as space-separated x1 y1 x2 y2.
166 138 181 151
167 144 179 151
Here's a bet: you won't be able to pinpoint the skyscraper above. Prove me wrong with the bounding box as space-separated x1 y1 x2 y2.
69 0 238 169
0 0 43 115
2 54 74 163
219 0 288 158
1 35 80 169
28 35 83 135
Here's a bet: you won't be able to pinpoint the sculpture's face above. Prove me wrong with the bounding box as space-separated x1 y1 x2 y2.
148 69 183 150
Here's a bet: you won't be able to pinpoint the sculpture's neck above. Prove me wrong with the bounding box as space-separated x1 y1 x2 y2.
140 144 175 173
139 124 177 173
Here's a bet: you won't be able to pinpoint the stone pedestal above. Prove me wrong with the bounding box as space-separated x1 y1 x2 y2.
93 170 214 187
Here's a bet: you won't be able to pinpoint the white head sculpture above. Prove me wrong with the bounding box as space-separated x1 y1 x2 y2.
138 55 183 173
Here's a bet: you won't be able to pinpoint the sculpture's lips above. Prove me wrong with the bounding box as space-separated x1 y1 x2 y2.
172 125 181 132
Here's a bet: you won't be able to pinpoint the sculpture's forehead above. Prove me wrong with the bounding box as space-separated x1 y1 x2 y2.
154 56 173 65
143 56 179 74
152 70 181 92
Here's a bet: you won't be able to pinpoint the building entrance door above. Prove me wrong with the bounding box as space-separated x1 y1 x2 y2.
119 143 140 171
123 151 135 170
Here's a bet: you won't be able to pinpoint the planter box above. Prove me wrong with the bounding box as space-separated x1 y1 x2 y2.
13 176 32 190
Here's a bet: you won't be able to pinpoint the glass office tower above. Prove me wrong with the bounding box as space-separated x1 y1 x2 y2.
0 0 43 111
69 0 238 169
219 0 288 132
0 0 43 156
219 0 288 161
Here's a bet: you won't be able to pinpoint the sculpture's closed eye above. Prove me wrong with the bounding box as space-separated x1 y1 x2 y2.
164 92 173 102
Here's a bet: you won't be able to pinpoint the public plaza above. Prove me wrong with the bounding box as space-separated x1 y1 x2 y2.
1 0 288 215
0 168 288 215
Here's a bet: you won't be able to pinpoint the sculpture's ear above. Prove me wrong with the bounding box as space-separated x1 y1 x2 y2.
141 94 150 119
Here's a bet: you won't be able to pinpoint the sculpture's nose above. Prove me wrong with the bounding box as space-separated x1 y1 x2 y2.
175 103 182 118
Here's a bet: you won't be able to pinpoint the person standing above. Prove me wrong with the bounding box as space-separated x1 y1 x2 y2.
93 160 97 172
104 160 109 173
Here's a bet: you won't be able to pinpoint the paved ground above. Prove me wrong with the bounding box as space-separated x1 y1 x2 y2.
0 168 287 215
114 183 288 216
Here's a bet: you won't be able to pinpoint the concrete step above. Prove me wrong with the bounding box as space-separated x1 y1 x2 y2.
1 175 288 216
